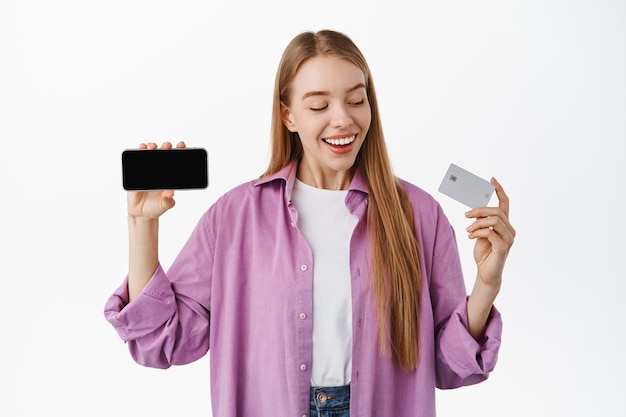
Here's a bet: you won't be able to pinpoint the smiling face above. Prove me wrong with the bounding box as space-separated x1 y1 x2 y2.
281 55 372 190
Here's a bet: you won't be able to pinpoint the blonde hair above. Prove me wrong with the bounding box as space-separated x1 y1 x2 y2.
262 30 422 371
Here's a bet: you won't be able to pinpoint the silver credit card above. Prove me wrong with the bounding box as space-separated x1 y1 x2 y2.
438 163 495 208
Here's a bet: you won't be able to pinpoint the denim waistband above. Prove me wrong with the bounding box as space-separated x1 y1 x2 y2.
310 384 350 417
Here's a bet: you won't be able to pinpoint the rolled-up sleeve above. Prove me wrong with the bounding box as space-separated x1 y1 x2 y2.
103 211 214 369
435 299 502 388
104 267 176 342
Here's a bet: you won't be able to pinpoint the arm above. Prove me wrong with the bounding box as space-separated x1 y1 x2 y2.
428 208 503 389
465 178 516 340
127 216 160 300
126 141 185 301
105 140 212 368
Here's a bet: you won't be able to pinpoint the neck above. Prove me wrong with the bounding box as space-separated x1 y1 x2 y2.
296 161 354 190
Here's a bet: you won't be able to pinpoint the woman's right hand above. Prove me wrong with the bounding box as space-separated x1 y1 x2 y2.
127 141 187 219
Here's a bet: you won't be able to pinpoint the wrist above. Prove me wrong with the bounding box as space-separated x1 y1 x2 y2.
469 277 500 312
467 279 500 341
477 275 502 292
128 214 159 226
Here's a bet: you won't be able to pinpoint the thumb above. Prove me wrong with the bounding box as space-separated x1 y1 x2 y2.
161 190 176 211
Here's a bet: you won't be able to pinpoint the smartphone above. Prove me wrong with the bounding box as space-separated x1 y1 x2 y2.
122 148 208 190
438 163 495 208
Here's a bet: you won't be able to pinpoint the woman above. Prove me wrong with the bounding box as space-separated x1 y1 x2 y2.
105 29 515 417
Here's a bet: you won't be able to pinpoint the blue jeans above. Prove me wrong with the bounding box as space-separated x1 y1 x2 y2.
310 384 350 417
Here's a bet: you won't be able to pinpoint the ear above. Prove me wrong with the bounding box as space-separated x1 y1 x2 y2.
281 102 297 132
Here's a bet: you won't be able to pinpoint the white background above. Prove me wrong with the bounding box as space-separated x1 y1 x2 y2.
1 1 625 416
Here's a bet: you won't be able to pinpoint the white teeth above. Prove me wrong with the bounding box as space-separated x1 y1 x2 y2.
324 135 355 146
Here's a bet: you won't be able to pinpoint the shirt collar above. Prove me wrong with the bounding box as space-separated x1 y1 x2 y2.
254 160 369 205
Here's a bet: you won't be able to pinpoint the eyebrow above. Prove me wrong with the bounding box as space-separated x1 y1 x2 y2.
301 83 367 100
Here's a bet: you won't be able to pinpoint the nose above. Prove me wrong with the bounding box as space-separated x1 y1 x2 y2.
330 104 353 128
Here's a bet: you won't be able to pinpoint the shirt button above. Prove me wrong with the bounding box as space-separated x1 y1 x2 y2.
300 264 308 271
299 364 307 371
299 313 307 320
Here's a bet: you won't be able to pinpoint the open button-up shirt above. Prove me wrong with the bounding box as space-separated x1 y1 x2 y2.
104 161 502 417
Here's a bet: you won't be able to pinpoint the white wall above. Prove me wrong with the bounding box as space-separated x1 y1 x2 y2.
1 0 624 416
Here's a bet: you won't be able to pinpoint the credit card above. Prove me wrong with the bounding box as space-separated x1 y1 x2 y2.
438 163 495 208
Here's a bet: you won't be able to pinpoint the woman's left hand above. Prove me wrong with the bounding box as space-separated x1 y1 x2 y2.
465 178 516 288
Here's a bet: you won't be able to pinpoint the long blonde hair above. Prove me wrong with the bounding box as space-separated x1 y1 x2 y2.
262 30 422 371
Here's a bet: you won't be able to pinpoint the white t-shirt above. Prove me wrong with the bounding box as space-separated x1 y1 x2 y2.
292 179 358 387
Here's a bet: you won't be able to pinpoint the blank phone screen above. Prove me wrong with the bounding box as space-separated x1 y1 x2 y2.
122 148 208 190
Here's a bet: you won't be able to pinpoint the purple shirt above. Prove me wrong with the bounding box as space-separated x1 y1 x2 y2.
104 161 502 417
